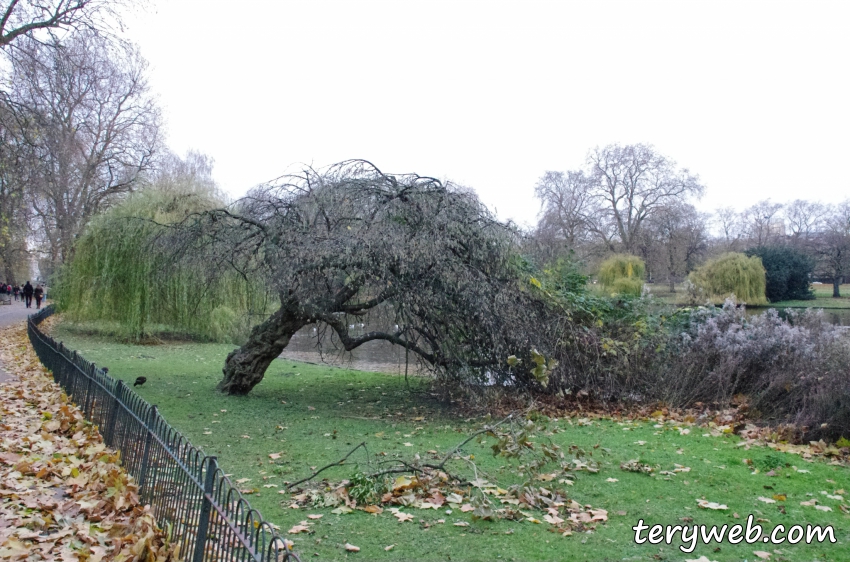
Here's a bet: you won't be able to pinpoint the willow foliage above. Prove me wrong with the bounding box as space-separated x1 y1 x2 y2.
688 252 767 306
598 254 645 296
56 187 272 342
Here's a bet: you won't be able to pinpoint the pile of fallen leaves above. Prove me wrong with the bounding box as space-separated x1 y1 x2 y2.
281 417 609 539
0 321 179 561
286 471 607 538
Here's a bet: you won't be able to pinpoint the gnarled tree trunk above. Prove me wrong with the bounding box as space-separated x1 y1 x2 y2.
219 303 306 395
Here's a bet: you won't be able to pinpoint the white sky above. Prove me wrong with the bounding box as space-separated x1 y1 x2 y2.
123 0 850 228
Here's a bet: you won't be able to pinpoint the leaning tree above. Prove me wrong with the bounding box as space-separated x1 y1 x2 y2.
174 161 550 395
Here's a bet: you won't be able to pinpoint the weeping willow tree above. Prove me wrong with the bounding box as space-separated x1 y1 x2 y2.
162 160 553 395
598 254 645 296
57 186 273 342
688 252 767 306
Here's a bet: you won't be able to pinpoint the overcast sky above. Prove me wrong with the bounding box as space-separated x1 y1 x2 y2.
123 0 849 228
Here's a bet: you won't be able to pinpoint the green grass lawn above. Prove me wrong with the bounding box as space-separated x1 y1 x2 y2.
52 322 850 561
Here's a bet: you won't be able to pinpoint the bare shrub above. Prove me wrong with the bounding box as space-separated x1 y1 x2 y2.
659 300 850 440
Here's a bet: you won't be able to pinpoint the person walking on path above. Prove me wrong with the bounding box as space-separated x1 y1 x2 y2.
34 285 44 309
13 285 19 301
23 281 33 308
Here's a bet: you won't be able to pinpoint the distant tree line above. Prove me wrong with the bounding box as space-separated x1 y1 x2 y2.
533 143 850 299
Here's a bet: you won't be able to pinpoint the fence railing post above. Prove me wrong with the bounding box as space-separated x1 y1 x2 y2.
83 363 95 416
25 306 299 562
139 404 158 499
193 456 218 562
106 380 124 446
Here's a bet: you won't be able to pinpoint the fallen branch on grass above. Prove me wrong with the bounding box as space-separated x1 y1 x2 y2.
286 442 368 490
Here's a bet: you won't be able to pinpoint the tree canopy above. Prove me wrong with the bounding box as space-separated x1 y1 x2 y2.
688 252 767 306
164 160 549 394
746 246 815 302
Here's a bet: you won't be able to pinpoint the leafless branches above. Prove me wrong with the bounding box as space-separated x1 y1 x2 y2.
0 0 129 48
3 30 161 265
168 160 550 394
534 144 705 260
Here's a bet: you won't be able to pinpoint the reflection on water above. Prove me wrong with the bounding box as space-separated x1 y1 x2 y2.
279 325 422 374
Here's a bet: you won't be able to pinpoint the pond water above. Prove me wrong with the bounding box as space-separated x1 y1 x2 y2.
744 306 850 326
278 324 421 374
278 306 850 373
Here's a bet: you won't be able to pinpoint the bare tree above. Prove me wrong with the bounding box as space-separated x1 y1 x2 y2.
0 0 126 47
533 144 704 262
814 201 850 298
4 31 160 265
0 104 34 281
586 144 704 254
533 170 601 260
144 149 220 196
740 199 784 247
713 206 744 251
784 199 826 248
173 161 549 395
641 203 708 291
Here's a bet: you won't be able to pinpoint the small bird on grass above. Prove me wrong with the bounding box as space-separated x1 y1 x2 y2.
134 376 147 387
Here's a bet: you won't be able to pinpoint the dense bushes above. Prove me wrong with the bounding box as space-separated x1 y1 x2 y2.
746 246 815 302
657 301 850 440
688 252 767 305
533 257 850 441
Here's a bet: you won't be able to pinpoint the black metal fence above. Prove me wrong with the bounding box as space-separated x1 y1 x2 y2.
27 306 300 562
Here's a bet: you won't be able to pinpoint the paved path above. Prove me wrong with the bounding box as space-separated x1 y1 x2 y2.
0 299 41 382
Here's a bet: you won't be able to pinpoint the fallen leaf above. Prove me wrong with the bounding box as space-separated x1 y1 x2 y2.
384 545 395 551
394 511 414 522
307 514 323 520
344 543 360 552
453 521 469 527
753 551 772 560
697 499 728 510
606 478 619 483
544 514 564 525
446 492 463 504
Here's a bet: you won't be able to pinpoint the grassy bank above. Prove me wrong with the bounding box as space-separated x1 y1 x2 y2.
51 322 850 561
647 283 850 309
